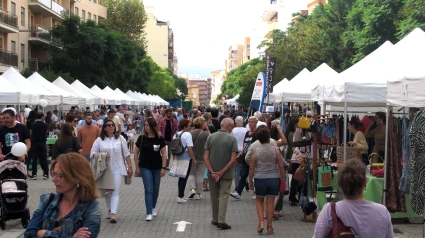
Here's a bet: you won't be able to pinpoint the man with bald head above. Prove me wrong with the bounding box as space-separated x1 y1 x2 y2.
203 118 238 230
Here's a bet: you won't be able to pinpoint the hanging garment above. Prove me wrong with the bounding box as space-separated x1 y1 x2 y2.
400 118 411 193
409 109 425 215
385 110 406 213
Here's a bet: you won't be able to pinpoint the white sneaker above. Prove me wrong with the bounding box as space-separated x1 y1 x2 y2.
146 214 153 221
177 197 188 204
152 208 157 216
230 192 241 199
188 189 196 199
194 194 202 200
252 195 256 199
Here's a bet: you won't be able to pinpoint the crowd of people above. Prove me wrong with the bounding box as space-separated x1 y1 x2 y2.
0 104 394 237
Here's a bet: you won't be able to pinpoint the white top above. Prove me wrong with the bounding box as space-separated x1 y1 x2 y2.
116 112 125 131
245 121 267 130
52 114 58 123
313 200 393 238
173 131 193 160
96 119 103 125
90 135 130 175
231 127 248 152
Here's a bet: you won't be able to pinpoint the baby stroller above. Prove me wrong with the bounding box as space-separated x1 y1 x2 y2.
0 160 30 229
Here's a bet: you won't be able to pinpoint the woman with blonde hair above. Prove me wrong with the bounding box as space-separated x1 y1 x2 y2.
202 113 216 133
25 153 101 237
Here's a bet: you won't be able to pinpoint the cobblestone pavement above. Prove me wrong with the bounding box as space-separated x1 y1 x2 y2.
0 157 422 237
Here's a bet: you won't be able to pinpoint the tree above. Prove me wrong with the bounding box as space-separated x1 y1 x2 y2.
49 16 151 93
145 59 179 99
101 0 148 47
397 0 425 38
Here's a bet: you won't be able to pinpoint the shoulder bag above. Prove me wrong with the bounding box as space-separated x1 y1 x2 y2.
120 137 131 185
325 202 357 238
274 147 286 193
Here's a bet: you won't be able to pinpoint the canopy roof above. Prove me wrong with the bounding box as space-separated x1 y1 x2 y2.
71 80 103 105
53 77 93 105
323 41 394 107
136 92 153 105
310 63 340 102
91 85 119 105
126 90 147 105
272 68 312 102
225 94 240 104
114 88 137 105
387 28 425 107
104 86 129 104
0 75 32 104
28 72 79 105
2 67 45 105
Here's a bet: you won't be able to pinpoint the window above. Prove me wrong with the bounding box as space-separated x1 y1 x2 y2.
247 56 250 60
88 12 91 20
11 2 16 14
247 45 250 52
11 41 16 53
82 10 85 21
20 7 25 26
0 39 3 49
75 7 79 16
93 14 97 22
20 44 24 62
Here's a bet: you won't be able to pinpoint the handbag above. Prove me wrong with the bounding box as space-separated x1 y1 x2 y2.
317 162 332 191
368 153 384 178
325 202 357 238
120 138 131 185
298 115 310 129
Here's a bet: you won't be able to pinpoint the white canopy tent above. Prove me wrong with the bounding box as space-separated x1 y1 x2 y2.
126 90 147 106
2 67 50 105
104 87 130 105
71 80 104 105
153 95 168 106
323 41 393 107
137 92 153 106
269 78 289 103
310 63 340 104
0 76 33 104
53 77 93 105
225 94 240 106
146 94 159 105
270 68 312 102
91 85 120 105
387 28 425 107
28 72 79 105
114 88 137 105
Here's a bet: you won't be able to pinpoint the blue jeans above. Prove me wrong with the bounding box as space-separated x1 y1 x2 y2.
141 168 161 215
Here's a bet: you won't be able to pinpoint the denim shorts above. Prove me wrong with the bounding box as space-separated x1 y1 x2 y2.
254 178 280 197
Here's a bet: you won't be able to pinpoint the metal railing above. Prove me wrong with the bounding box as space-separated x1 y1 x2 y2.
0 49 18 67
0 8 18 28
29 0 67 16
30 25 61 46
29 58 48 72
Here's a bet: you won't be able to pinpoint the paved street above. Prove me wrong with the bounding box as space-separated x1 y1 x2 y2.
0 157 422 237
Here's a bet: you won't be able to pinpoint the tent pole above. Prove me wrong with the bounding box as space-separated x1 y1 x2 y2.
383 105 390 206
343 100 347 163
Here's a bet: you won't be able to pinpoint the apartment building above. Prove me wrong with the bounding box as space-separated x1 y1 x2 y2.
0 0 106 73
186 83 199 106
172 53 178 74
225 44 243 73
144 6 174 70
242 37 251 64
187 77 211 106
210 69 225 101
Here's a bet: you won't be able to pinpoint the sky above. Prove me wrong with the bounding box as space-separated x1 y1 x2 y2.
143 0 310 77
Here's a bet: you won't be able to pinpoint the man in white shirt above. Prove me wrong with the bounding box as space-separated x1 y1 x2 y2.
116 107 125 132
52 110 59 124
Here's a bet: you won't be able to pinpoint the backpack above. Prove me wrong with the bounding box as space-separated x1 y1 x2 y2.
170 132 187 155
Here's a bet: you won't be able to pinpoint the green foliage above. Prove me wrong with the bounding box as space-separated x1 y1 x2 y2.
145 59 178 99
49 15 150 93
219 58 264 107
397 0 425 38
101 0 148 47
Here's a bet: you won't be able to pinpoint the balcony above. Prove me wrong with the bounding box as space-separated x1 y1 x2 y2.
28 0 68 21
262 1 278 22
0 8 18 33
0 49 18 68
265 20 279 37
29 25 61 47
29 58 48 72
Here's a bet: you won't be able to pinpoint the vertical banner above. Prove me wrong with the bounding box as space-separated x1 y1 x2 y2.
265 51 277 94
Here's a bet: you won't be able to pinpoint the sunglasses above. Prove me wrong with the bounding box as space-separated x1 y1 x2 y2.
105 124 115 127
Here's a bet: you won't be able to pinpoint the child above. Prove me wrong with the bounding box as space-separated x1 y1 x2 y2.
127 124 136 153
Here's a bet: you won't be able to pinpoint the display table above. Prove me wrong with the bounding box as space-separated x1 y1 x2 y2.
317 172 421 219
46 138 58 145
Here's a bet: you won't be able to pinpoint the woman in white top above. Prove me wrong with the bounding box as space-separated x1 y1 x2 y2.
313 159 393 238
231 116 248 190
90 119 132 223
